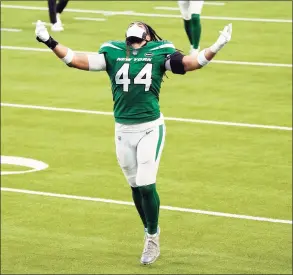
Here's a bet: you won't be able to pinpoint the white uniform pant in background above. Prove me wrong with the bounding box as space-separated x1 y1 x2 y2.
178 0 204 20
115 116 166 188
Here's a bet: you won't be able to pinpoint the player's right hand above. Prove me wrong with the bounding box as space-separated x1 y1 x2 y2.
35 20 50 42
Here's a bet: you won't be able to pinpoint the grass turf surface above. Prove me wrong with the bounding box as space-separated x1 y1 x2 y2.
1 1 292 274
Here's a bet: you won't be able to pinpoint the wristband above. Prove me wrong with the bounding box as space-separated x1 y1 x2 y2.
62 48 74 64
210 42 224 54
196 49 210 66
36 36 58 50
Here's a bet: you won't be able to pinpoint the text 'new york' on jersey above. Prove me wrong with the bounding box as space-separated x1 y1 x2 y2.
99 40 176 124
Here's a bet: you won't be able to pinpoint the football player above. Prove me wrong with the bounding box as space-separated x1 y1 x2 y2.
48 0 69 31
35 20 232 265
178 0 204 56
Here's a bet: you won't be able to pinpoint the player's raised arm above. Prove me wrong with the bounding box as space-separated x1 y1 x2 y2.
165 23 232 74
35 20 106 71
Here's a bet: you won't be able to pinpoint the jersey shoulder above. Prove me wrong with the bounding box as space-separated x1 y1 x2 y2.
146 40 176 55
98 40 126 54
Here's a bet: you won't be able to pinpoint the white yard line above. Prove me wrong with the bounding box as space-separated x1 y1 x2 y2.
154 7 183 11
32 21 51 26
1 46 51 52
1 102 292 131
203 2 226 6
1 187 291 224
211 60 292 68
1 46 292 68
1 4 292 23
0 45 96 54
201 15 291 23
0 28 22 32
155 2 226 11
74 17 106 22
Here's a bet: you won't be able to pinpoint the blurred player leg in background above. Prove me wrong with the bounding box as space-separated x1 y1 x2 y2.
56 0 69 25
178 0 204 56
48 0 69 32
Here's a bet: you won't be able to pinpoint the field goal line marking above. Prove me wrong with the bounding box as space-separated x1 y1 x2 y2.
1 45 292 68
1 187 291 225
1 4 292 23
1 102 292 131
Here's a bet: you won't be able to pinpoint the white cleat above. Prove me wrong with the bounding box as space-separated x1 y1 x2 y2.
140 227 160 265
51 16 64 32
51 23 64 32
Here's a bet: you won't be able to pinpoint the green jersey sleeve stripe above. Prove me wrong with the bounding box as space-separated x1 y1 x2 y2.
150 44 175 51
155 124 164 161
100 42 123 50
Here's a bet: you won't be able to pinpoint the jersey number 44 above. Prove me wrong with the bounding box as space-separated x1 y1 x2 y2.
115 63 152 92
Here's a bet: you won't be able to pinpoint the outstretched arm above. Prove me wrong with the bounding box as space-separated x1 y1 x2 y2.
35 20 106 71
183 23 232 71
165 23 232 74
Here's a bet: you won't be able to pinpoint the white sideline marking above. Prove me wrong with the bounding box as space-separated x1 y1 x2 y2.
1 187 292 224
1 46 292 68
1 4 292 23
1 103 292 131
74 17 106 22
0 28 22 32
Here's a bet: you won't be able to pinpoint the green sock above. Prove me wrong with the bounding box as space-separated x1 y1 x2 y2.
154 186 160 217
183 19 193 45
131 187 147 229
138 184 160 235
190 14 202 49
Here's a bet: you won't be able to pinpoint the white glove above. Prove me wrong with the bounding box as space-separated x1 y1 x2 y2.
210 23 232 53
35 20 50 42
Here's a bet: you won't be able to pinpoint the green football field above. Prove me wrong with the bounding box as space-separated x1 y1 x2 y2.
1 1 292 274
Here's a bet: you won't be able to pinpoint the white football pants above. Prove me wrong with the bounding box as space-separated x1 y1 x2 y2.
115 116 166 188
178 0 204 20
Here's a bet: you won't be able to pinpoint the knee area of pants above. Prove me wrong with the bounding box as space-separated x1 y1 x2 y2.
182 14 191 20
120 164 135 173
126 175 136 186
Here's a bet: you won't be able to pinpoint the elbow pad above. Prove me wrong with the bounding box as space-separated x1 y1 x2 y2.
88 54 107 71
197 49 210 67
165 51 186 75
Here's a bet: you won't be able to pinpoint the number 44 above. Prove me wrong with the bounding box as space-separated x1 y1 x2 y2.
115 63 152 92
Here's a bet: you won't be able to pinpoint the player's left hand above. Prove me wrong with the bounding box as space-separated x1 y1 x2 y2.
210 23 232 53
218 23 232 45
35 20 50 42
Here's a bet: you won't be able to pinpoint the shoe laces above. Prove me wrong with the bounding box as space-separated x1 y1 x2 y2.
143 238 158 256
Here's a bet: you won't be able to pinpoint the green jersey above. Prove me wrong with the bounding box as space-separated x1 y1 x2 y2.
98 40 176 124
